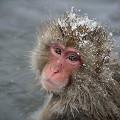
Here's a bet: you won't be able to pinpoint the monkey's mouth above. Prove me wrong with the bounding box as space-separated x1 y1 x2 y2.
43 78 62 90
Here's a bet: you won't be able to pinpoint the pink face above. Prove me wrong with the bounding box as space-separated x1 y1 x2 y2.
41 43 81 92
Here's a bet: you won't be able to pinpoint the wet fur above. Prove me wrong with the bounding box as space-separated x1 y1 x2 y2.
31 13 120 120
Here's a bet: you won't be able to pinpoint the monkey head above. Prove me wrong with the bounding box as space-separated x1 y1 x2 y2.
32 12 114 93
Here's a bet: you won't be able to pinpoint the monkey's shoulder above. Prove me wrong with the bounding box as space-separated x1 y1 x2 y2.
48 109 96 120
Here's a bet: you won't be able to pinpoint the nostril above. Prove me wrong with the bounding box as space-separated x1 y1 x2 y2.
54 70 59 73
50 65 59 73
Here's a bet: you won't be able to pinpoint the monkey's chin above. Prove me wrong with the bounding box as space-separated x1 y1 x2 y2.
42 78 62 92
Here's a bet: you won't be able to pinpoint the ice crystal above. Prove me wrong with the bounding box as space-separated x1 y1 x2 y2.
58 11 98 33
57 11 100 49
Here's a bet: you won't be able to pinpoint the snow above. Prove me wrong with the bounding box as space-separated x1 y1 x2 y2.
58 10 98 34
58 18 68 28
109 32 113 37
57 9 113 52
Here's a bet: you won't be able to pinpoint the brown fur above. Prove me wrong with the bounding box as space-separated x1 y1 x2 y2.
31 12 120 120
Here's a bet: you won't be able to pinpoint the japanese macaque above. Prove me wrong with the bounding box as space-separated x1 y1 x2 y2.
30 11 120 120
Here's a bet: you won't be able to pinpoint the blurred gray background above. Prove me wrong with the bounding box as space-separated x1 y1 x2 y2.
0 0 120 120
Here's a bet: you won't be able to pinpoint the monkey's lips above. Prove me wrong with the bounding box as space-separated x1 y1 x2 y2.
43 78 62 91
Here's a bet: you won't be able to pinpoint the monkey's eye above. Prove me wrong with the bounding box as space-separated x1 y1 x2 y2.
54 47 62 55
68 54 79 62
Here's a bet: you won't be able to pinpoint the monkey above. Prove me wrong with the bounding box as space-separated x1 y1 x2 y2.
30 11 120 120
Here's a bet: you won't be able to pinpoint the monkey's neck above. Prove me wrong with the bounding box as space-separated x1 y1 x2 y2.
41 94 91 120
40 94 60 120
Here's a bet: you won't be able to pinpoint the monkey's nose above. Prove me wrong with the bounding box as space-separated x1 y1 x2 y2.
50 65 60 73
